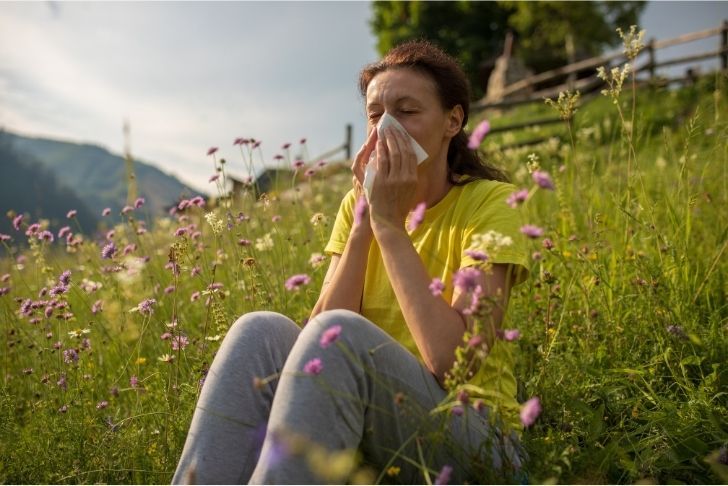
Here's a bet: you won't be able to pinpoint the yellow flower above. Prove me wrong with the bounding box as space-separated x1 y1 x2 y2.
386 466 401 477
135 357 147 365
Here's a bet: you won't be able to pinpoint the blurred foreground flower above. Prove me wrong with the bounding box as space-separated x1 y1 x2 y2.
520 396 542 427
319 325 342 349
285 274 311 291
303 358 323 375
467 120 490 149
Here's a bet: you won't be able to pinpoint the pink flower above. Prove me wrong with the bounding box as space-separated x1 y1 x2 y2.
121 205 134 215
285 274 311 291
91 300 103 314
12 214 23 230
171 334 189 351
282 143 291 150
542 238 554 250
464 249 488 262
96 400 108 409
102 208 111 216
209 174 220 183
300 138 307 144
407 202 426 231
452 267 481 293
130 375 139 388
58 226 71 239
319 325 342 349
467 120 490 150
66 209 77 219
500 329 521 341
0 234 10 243
520 224 544 239
134 197 145 209
304 168 316 177
520 396 542 427
467 334 483 348
207 147 218 156
532 170 555 190
434 464 453 485
506 188 529 208
429 278 445 297
292 159 305 168
233 137 247 145
303 358 323 375
353 195 368 227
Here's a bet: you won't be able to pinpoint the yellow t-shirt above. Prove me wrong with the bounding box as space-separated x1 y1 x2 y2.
324 178 530 431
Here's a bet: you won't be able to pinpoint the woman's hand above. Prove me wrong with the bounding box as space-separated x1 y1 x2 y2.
350 128 378 236
369 126 419 233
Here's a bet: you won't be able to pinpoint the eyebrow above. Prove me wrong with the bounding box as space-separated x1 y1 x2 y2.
366 96 420 110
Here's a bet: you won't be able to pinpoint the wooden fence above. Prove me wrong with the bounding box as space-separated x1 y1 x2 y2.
472 20 728 117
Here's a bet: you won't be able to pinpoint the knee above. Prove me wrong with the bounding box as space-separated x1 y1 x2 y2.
225 311 299 349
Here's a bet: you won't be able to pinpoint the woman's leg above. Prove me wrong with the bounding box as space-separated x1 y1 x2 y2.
173 311 300 485
249 309 514 485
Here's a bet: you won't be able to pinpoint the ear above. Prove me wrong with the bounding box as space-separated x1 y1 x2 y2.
445 105 464 138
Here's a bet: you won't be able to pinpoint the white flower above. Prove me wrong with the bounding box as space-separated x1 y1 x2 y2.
255 233 274 252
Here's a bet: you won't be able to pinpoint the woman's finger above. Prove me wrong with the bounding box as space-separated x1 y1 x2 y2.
391 126 416 177
383 126 402 177
375 135 389 178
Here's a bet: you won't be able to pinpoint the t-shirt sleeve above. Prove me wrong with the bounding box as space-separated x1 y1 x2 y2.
460 182 531 287
324 188 357 256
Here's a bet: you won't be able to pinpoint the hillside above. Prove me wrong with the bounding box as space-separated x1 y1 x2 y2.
2 131 197 217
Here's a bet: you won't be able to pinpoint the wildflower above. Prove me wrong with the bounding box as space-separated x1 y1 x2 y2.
304 168 316 177
310 213 327 226
57 373 67 390
542 238 555 250
159 353 175 363
532 170 555 190
506 188 529 208
274 154 285 162
407 202 426 231
209 174 220 183
457 390 469 405
22 367 33 375
544 90 580 120
0 234 10 242
171 335 190 351
101 242 117 259
526 153 540 174
102 207 111 216
96 400 108 409
207 147 218 156
38 230 54 242
520 396 542 427
468 231 512 257
190 196 205 207
617 25 645 61
205 212 225 235
191 266 202 276
135 298 157 316
164 285 175 294
464 249 488 262
317 160 326 168
255 233 274 251
451 405 464 416
319 325 342 349
58 226 71 239
434 464 453 485
667 325 687 339
160 332 172 340
520 225 544 239
81 338 91 350
123 243 137 256
66 210 77 219
134 197 145 209
271 215 282 223
25 223 40 236
130 375 139 388
12 214 23 230
122 205 135 215
467 120 490 150
309 252 326 268
233 137 246 145
58 405 68 413
190 291 201 302
500 329 521 341
467 334 483 348
91 300 103 314
68 328 90 338
63 348 79 364
386 466 401 477
303 358 323 375
429 278 445 297
353 195 368 227
59 270 71 286
282 142 291 150
285 274 311 291
532 251 542 261
452 267 481 293
0 287 9 296
300 138 307 144
0 274 8 282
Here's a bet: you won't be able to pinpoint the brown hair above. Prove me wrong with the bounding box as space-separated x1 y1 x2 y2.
358 39 508 185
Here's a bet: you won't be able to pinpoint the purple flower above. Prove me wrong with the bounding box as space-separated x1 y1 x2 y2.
532 170 555 190
137 298 156 315
429 277 445 297
190 196 205 207
434 464 453 485
304 168 316 177
63 348 79 364
96 400 108 410
520 396 542 427
520 225 544 239
467 334 483 348
12 214 23 230
284 274 311 291
171 335 189 351
91 300 103 314
666 325 687 339
164 285 176 294
207 147 218 156
452 267 482 293
506 188 529 208
451 405 464 416
66 209 77 219
121 205 134 215
319 325 342 349
500 329 521 341
101 242 116 259
130 375 139 388
49 284 68 297
134 197 145 209
457 390 469 405
353 195 368 227
58 226 71 239
0 234 10 242
102 207 111 216
407 202 426 232
25 223 40 236
303 358 323 375
209 174 220 183
467 120 490 150
38 230 54 242
57 373 67 391
464 249 488 262
59 270 71 286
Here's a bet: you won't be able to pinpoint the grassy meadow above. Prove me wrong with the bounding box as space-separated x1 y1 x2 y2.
1 63 727 483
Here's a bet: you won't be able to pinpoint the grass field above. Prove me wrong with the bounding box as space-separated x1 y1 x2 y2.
1 63 726 483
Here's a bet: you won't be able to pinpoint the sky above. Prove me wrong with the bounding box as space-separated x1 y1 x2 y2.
1 1 726 194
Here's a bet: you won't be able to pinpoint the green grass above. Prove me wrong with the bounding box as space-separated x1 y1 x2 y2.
1 70 727 483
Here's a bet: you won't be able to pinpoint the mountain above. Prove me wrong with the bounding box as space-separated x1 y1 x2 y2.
0 133 99 237
2 131 197 218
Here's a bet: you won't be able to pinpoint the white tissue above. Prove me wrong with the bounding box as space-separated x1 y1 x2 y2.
363 113 428 201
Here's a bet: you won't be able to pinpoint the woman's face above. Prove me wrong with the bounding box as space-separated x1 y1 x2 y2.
365 68 462 165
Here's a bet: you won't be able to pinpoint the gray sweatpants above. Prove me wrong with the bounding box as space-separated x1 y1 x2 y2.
172 309 519 484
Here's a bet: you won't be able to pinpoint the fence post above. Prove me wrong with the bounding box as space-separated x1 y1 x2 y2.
345 123 352 160
722 19 728 71
648 38 656 81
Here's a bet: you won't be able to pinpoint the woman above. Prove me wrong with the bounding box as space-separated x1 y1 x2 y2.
173 40 529 484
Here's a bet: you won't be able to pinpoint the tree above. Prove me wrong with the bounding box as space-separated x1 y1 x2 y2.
370 1 514 98
369 1 646 97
